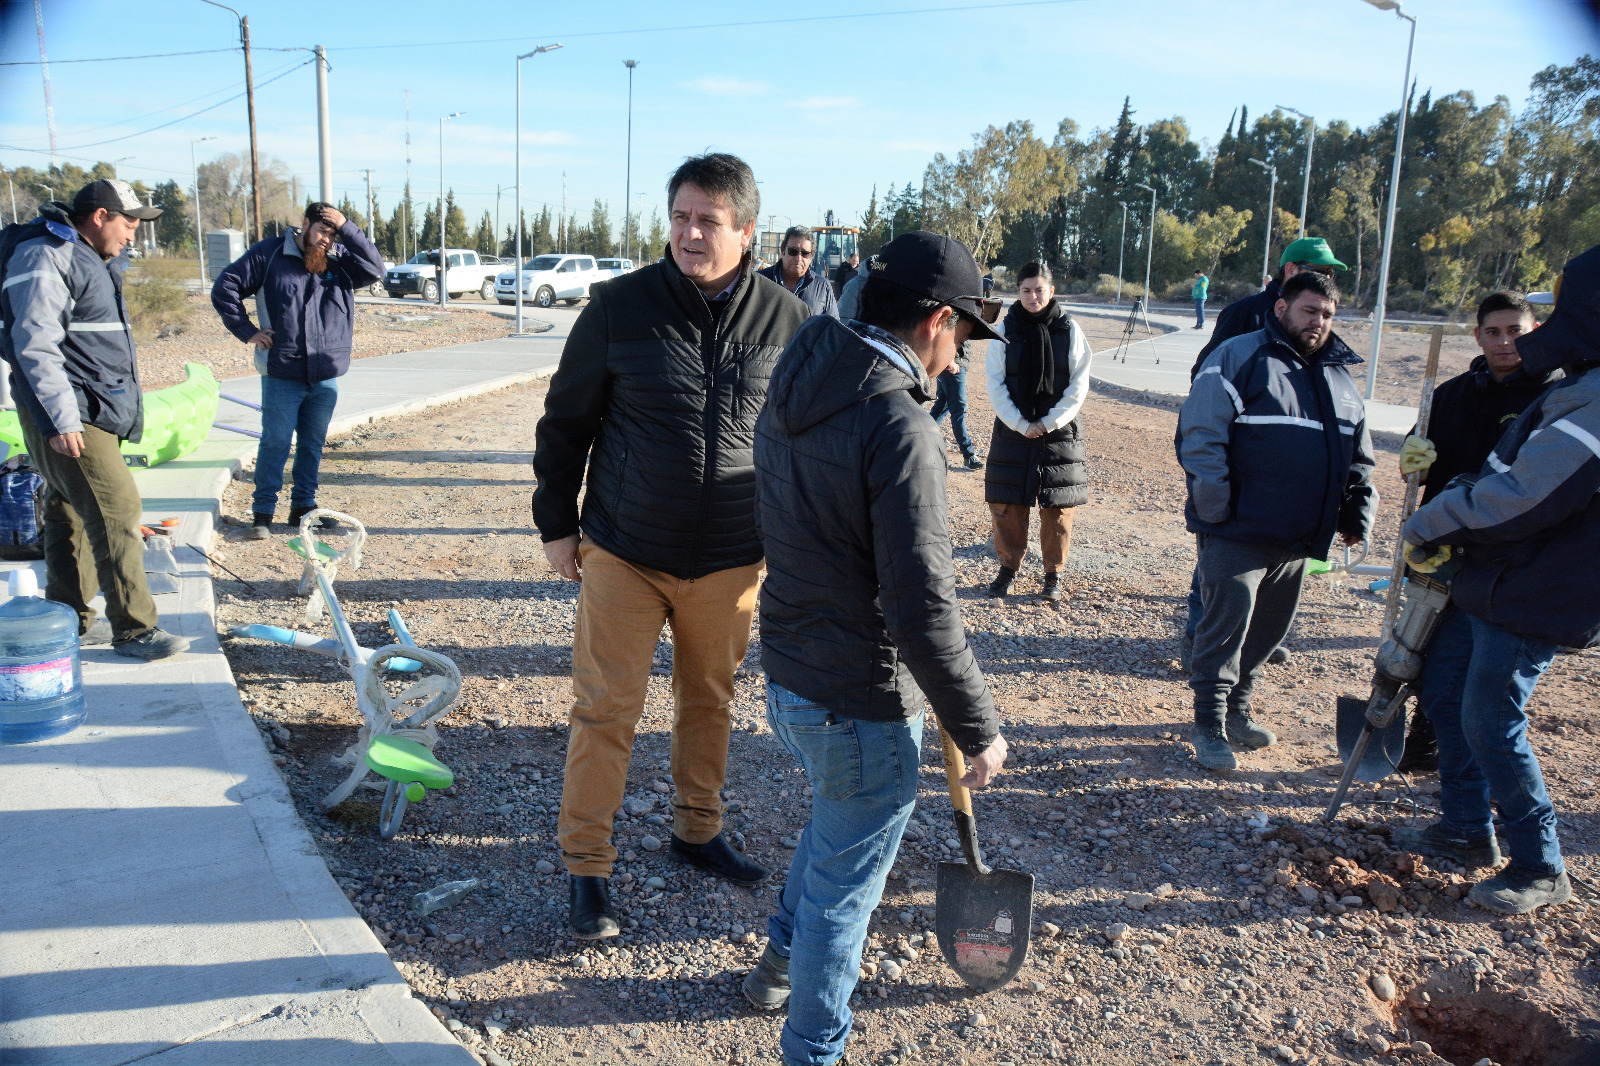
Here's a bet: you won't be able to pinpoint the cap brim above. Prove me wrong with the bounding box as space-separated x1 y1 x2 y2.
959 309 1005 342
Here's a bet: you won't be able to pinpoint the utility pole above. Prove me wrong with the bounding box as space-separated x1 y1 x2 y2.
1134 182 1156 305
201 2 262 240
1363 0 1419 401
561 172 567 253
1115 200 1129 306
439 111 464 307
1248 159 1278 284
1278 105 1316 239
623 60 638 261
364 169 374 240
514 43 562 333
315 46 332 203
404 90 412 262
32 0 57 168
495 184 502 257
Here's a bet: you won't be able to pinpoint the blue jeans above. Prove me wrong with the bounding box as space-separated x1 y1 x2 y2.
1418 608 1563 876
1194 297 1206 327
252 375 339 515
929 365 974 455
763 682 922 1066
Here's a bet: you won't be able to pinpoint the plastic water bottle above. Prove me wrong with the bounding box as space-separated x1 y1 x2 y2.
0 569 86 744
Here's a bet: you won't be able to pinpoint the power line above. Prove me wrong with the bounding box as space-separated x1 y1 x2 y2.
0 47 242 66
7 58 313 152
321 0 1087 52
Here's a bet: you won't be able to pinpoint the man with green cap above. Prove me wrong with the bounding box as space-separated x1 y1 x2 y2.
1190 237 1347 380
1177 236 1348 673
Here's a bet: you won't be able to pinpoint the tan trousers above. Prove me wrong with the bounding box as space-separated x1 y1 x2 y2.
558 541 762 876
989 502 1075 573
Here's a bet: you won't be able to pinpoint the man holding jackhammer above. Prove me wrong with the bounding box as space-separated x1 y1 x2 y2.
1392 290 1557 773
1391 250 1600 915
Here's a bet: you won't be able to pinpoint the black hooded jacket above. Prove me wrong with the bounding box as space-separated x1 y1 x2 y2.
754 316 1000 756
531 250 808 579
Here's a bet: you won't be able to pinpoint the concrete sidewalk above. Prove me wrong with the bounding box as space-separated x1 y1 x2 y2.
0 320 571 1065
1067 301 1420 438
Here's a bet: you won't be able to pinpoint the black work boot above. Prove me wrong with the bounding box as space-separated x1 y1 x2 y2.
1041 572 1063 606
669 832 771 886
1225 708 1277 749
1397 711 1439 774
1391 820 1502 869
1191 717 1237 772
248 513 273 540
742 943 791 1010
289 506 340 531
1469 867 1572 915
568 874 620 939
987 567 1016 599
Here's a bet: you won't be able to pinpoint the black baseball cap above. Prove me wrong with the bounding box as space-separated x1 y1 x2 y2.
71 179 162 220
869 231 1005 341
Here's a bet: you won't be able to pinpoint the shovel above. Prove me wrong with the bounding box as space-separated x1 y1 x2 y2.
935 726 1033 993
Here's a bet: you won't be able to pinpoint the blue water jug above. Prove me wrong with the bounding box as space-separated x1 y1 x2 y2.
0 569 85 743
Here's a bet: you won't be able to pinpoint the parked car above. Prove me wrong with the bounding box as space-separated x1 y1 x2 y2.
596 257 636 279
495 254 609 308
365 260 396 296
385 249 502 301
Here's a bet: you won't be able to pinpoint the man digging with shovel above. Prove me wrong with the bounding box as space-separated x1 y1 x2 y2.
748 232 1010 1066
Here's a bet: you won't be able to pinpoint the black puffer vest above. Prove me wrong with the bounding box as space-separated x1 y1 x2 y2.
984 307 1088 509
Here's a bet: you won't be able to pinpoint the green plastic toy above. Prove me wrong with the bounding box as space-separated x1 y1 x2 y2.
366 734 454 796
0 362 220 465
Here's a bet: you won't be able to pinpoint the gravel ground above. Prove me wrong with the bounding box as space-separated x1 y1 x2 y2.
130 293 516 389
210 325 1600 1066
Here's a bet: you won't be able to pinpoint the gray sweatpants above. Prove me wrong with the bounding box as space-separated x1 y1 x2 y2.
1191 534 1309 726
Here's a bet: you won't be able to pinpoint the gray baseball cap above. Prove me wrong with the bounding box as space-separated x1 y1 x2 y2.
71 179 162 220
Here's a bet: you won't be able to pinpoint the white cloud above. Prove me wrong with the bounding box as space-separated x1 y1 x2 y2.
684 75 769 96
789 95 858 110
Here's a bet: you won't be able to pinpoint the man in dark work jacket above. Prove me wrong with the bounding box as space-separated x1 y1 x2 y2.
532 153 807 939
1395 289 1557 771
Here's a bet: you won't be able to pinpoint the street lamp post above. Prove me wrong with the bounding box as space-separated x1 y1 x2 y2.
1360 0 1418 400
438 111 464 308
36 183 54 203
1134 182 1156 305
623 60 638 262
1248 158 1277 284
190 136 216 286
515 43 563 335
1277 106 1316 239
1115 200 1129 307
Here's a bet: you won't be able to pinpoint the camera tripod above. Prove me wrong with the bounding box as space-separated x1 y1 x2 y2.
1113 296 1156 364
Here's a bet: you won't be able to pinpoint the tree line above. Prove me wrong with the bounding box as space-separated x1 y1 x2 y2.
0 154 661 267
853 56 1600 316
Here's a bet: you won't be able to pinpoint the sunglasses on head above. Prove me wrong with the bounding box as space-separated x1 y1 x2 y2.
1295 263 1335 277
784 247 813 258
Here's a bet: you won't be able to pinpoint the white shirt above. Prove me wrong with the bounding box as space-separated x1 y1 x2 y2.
985 315 1092 435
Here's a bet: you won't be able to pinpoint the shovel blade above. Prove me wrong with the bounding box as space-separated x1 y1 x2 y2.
935 861 1034 992
1335 695 1406 783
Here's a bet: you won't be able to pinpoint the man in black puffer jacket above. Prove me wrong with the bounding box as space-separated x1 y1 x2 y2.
532 154 808 939
744 233 1007 1066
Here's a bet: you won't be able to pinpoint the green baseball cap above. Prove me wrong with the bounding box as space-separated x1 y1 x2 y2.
1279 237 1347 270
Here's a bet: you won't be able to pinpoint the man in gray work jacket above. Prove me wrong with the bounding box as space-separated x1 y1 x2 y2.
0 180 190 659
1176 270 1375 771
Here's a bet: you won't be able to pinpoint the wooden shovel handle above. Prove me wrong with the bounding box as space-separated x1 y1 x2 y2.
940 724 973 816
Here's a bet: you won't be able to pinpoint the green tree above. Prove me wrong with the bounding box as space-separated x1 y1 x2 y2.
472 210 495 255
1192 206 1253 276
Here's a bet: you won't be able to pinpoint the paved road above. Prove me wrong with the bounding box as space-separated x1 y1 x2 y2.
0 323 574 1065
1061 301 1419 438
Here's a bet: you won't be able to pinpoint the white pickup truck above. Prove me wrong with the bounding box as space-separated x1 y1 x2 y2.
494 253 610 308
385 249 505 301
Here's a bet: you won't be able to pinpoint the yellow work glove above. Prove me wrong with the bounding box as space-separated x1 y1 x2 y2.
1399 434 1437 476
1404 541 1452 574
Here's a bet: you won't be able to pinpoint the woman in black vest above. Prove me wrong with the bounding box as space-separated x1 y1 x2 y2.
983 261 1091 604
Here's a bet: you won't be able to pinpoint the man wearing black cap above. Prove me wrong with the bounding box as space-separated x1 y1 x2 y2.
0 179 190 659
1390 251 1600 915
744 231 1008 1066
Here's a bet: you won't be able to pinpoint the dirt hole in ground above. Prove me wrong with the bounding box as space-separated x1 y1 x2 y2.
1401 983 1600 1066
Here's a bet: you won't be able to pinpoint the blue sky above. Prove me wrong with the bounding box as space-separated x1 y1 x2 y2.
1 0 1594 240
